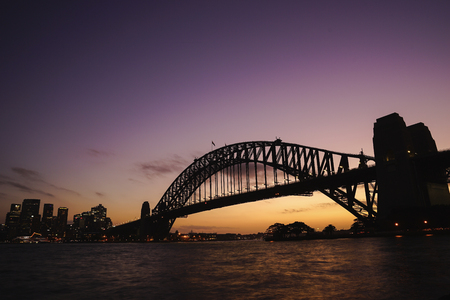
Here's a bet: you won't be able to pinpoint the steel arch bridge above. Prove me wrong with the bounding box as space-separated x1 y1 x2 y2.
147 140 378 239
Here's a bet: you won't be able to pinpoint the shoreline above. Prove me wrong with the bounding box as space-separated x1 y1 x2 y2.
263 228 450 242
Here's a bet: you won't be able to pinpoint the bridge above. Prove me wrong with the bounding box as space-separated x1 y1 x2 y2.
109 113 450 241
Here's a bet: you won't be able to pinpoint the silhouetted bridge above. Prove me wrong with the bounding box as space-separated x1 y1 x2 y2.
110 113 450 240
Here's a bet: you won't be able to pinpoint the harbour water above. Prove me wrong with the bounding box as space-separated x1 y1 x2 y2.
1 234 450 300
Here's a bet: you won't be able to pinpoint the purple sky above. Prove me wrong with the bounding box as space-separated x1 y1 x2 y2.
1 1 450 233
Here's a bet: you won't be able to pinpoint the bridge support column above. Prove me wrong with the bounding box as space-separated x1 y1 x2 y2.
149 217 173 241
373 113 450 224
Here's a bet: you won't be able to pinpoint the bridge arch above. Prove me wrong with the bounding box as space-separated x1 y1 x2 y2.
151 140 377 234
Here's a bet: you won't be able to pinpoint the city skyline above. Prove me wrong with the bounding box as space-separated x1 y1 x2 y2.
1 1 450 233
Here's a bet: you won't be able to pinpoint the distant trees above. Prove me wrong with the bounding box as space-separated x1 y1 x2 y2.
323 224 336 235
350 219 364 234
264 221 314 241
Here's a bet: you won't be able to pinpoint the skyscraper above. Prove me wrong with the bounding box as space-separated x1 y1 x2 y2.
19 199 40 236
41 203 54 236
5 204 21 239
55 207 68 237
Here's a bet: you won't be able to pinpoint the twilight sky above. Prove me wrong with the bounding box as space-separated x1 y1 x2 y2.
1 1 449 233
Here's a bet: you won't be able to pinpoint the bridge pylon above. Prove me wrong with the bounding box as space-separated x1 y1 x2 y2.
373 113 450 227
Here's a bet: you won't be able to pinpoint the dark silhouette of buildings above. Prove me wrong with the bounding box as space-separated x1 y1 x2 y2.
71 204 112 241
1 200 113 242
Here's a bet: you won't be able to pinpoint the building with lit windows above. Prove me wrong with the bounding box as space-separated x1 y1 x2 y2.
55 207 68 237
41 203 54 237
19 199 41 236
5 204 21 239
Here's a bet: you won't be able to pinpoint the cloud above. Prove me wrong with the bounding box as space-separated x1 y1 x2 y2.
87 149 113 157
138 155 188 179
0 178 54 197
128 178 144 184
11 167 42 180
282 208 311 214
96 192 104 197
8 167 81 197
281 202 338 214
315 202 338 208
48 185 81 196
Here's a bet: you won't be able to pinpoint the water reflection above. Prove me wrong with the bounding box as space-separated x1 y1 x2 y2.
1 236 450 299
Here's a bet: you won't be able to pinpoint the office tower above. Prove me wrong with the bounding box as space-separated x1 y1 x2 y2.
91 204 108 231
19 199 41 236
10 203 21 214
55 207 68 237
91 204 107 219
5 204 21 238
41 203 54 236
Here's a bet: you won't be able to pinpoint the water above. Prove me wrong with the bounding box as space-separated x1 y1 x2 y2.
1 235 450 300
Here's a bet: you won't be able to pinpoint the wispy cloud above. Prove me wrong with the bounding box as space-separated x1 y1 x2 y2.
96 192 104 197
138 155 188 179
282 202 337 214
8 167 81 197
282 208 311 214
87 149 113 157
316 202 338 208
11 167 42 181
48 185 81 196
128 178 144 184
0 177 55 197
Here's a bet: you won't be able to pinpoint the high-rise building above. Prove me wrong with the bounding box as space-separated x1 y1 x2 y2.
41 204 54 236
91 204 109 231
5 204 21 239
10 204 21 214
19 199 41 236
71 204 112 240
91 204 107 219
55 207 68 237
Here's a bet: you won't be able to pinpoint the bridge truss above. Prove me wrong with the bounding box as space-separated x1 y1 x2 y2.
151 140 378 236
